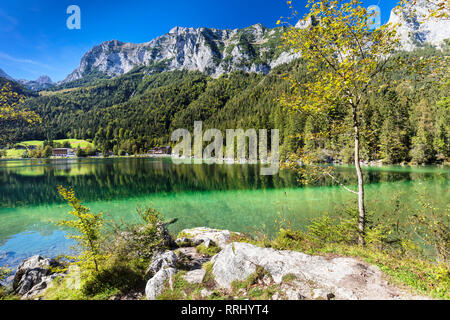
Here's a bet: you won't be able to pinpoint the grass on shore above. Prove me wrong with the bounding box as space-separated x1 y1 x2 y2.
238 221 450 300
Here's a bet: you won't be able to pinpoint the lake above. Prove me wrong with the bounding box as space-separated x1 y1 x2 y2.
0 158 448 269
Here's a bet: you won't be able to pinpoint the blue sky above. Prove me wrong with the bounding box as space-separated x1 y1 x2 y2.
0 0 399 82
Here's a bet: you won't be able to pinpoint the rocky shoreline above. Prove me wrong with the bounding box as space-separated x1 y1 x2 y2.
10 227 428 300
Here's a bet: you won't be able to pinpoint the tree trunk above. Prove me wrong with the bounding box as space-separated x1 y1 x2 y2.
351 104 366 245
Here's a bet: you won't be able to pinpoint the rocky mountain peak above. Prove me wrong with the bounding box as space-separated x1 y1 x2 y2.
61 3 449 85
62 23 292 83
388 0 450 50
35 75 53 84
169 26 198 34
17 74 54 91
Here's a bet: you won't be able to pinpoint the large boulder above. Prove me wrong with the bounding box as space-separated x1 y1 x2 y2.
145 267 177 300
13 255 64 299
212 242 425 300
183 268 206 284
177 227 235 249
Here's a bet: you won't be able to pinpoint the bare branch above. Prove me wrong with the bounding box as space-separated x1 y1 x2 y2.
325 171 359 195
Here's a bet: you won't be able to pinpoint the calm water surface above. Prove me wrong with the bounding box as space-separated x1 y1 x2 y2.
0 158 448 268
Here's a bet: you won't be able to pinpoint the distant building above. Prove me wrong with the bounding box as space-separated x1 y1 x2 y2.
149 146 172 155
52 148 76 157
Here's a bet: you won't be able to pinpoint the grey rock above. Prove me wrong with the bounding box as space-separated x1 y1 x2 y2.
200 288 214 298
110 291 144 300
201 238 216 248
388 0 450 51
146 251 178 277
22 273 64 299
176 247 210 270
212 242 427 300
312 288 335 300
13 255 64 298
177 227 234 249
60 2 450 86
261 275 272 286
145 267 177 300
281 286 305 300
62 24 296 84
183 268 206 284
175 237 192 247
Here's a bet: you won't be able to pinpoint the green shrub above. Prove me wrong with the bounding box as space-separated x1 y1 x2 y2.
51 192 170 299
410 195 449 263
271 228 306 250
0 267 11 299
57 186 106 273
110 205 170 260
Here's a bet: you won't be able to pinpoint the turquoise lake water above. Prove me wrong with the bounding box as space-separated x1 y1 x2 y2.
0 158 448 269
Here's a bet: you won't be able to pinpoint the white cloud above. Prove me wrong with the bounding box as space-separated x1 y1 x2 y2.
0 52 56 71
0 9 18 32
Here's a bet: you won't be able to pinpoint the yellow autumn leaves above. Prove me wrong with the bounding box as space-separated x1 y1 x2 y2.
0 82 41 125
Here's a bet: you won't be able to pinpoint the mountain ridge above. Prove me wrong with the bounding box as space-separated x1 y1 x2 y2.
62 1 449 86
388 0 450 51
61 23 297 84
17 75 54 91
0 68 54 91
3 1 449 88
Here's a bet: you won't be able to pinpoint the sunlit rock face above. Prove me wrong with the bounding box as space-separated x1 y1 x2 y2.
62 23 297 83
388 0 450 51
63 2 449 84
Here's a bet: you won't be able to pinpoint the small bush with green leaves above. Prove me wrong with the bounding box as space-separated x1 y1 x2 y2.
54 187 171 299
108 205 172 261
0 267 11 299
57 186 106 273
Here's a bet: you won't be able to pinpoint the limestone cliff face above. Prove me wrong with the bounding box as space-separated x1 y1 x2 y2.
63 2 449 84
388 0 450 51
62 24 294 83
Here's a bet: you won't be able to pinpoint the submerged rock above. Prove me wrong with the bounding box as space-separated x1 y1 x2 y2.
13 255 64 299
212 242 426 300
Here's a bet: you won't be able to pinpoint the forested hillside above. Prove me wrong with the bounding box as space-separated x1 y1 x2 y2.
1 47 448 164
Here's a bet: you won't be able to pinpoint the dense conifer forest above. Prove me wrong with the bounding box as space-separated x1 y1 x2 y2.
1 46 448 164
